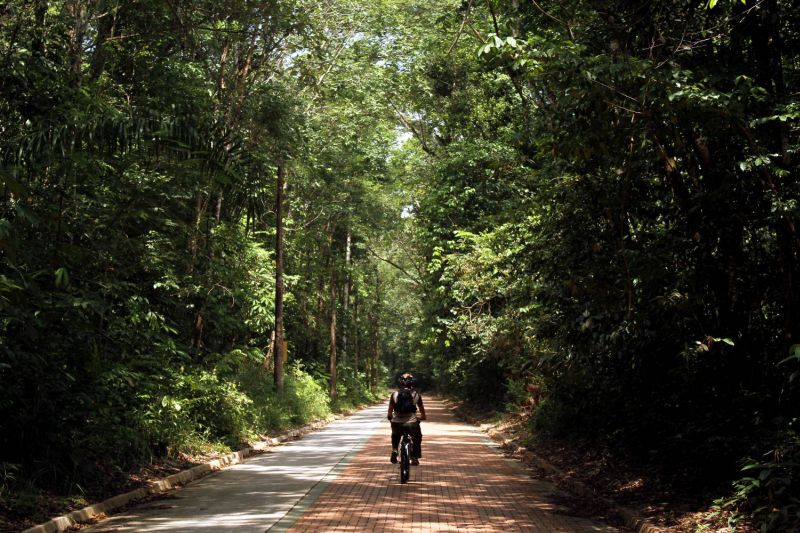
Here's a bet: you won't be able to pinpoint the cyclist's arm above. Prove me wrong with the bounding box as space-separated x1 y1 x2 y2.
387 393 395 420
417 396 427 421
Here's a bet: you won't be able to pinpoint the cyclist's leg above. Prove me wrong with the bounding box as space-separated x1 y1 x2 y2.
410 422 422 459
390 422 402 462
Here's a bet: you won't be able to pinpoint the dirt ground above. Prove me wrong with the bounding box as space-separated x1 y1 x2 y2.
447 399 756 533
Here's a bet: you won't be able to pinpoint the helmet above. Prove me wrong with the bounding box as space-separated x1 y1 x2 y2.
399 373 414 387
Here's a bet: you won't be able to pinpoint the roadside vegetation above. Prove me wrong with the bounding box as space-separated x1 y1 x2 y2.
2 0 798 531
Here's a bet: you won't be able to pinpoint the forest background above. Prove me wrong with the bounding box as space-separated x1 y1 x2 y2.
1 0 798 531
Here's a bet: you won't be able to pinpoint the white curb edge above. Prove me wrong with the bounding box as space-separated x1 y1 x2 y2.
20 418 334 533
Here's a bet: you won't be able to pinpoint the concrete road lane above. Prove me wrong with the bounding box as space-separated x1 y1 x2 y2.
84 403 388 533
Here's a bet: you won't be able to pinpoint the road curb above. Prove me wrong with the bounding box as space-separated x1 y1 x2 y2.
441 399 663 533
21 416 341 533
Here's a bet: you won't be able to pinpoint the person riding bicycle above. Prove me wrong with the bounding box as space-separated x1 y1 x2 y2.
388 372 426 465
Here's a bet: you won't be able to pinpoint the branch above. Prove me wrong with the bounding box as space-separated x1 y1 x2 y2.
591 78 641 104
531 0 574 40
400 243 427 284
486 0 501 35
389 101 438 156
448 0 473 55
484 0 530 116
466 21 486 43
364 243 424 287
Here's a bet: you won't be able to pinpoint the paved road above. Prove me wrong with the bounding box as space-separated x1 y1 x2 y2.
85 404 387 532
86 398 621 532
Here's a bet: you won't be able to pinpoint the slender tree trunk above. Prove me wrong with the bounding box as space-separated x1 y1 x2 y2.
90 4 117 80
274 163 286 394
369 271 381 391
341 228 351 363
370 320 379 391
758 0 800 342
329 263 338 400
215 193 223 224
32 0 48 56
245 207 252 237
263 330 275 371
218 43 229 94
192 312 204 348
353 288 360 373
65 0 88 88
189 189 205 273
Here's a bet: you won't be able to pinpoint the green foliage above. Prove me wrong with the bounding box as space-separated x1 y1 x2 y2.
231 362 332 432
331 365 380 411
706 0 747 9
715 427 800 532
386 0 800 528
3 0 798 530
161 371 255 447
283 363 332 424
0 463 18 504
0 0 384 519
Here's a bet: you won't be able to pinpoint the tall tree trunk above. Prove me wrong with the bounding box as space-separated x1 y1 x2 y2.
329 262 338 400
263 330 275 371
189 189 206 273
274 163 286 394
65 0 88 88
369 271 381 391
32 0 48 56
370 319 379 391
353 287 360 373
90 4 117 80
341 228 351 363
215 193 223 224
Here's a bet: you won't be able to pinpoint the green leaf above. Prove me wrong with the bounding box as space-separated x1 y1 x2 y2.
0 219 12 240
0 173 25 196
14 203 40 227
779 345 800 366
54 267 70 289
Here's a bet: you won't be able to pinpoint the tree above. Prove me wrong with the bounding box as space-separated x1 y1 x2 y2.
274 162 287 394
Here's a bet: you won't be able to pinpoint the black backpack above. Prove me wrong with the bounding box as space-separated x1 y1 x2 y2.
395 388 416 415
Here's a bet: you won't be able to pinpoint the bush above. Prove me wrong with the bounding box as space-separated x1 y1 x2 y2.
134 369 255 454
235 361 332 434
283 363 331 424
0 463 18 505
332 366 379 411
715 428 800 532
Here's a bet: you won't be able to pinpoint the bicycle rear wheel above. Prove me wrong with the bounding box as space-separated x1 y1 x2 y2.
399 440 410 483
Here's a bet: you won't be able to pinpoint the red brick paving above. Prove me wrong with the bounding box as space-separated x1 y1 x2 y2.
287 397 618 532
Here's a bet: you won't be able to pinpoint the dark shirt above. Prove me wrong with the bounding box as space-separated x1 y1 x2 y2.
387 388 426 423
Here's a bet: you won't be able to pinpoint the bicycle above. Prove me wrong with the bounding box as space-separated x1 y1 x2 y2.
398 425 413 484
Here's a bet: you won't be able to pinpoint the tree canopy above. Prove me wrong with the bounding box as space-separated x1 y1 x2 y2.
1 0 799 530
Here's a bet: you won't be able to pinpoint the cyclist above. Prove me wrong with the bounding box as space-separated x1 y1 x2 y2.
387 372 426 465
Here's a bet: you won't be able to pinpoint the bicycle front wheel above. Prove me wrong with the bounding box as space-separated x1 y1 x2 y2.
399 441 410 483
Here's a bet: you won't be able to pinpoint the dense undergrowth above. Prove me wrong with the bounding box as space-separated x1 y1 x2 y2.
395 2 800 531
1 1 394 529
0 361 377 529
